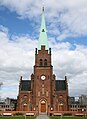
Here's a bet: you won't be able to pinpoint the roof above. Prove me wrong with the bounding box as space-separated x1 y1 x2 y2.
38 6 49 50
56 80 66 91
21 80 31 91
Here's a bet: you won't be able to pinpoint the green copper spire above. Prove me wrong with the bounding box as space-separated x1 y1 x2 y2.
38 6 49 50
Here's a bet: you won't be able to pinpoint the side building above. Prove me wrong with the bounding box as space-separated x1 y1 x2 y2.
16 7 69 114
69 96 87 112
0 98 17 111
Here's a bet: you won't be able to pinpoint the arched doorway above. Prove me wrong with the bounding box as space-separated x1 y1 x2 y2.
40 100 47 113
23 103 27 111
59 103 64 111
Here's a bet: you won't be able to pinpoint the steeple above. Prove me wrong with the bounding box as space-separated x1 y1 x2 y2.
38 6 49 50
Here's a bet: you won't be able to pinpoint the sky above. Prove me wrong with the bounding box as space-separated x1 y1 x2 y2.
0 0 87 99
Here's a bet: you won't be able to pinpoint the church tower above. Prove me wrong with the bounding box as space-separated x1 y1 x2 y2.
31 7 55 113
16 7 69 114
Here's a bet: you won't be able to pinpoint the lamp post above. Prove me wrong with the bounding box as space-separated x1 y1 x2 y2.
23 103 27 119
60 113 62 119
24 113 26 119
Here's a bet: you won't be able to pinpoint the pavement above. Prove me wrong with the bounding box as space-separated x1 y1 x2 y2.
35 114 50 119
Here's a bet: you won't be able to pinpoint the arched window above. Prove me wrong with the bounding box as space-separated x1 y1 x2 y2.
40 59 43 66
44 59 47 66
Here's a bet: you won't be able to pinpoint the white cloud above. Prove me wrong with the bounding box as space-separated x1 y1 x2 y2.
0 0 87 98
0 26 87 98
0 0 87 39
52 42 87 96
0 27 37 98
0 0 41 18
69 72 87 96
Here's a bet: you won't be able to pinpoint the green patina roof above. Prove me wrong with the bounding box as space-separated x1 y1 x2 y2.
38 7 49 50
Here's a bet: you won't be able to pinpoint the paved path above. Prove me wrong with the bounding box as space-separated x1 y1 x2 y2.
35 114 50 119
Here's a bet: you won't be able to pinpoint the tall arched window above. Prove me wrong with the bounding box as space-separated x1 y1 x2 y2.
44 59 47 66
40 59 43 66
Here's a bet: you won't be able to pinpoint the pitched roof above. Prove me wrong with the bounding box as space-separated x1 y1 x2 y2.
21 80 31 91
56 80 66 91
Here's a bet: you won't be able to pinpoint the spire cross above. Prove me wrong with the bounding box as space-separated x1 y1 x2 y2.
42 0 44 11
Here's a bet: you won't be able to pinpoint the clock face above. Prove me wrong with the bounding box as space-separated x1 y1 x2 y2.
41 75 46 80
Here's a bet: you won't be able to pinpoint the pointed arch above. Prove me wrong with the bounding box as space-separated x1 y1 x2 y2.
39 98 47 113
40 59 43 66
44 59 47 66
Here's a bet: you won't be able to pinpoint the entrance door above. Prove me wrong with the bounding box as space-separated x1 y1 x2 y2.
59 104 64 111
41 101 46 112
23 104 27 111
41 103 46 112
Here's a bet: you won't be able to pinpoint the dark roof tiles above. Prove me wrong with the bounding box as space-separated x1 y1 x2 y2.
20 80 66 91
56 80 66 91
21 80 31 91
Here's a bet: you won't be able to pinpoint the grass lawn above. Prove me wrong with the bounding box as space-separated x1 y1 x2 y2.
50 116 87 119
0 116 87 119
0 116 36 119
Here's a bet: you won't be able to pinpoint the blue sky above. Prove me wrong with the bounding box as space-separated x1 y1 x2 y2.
0 4 87 46
0 0 87 99
0 6 38 38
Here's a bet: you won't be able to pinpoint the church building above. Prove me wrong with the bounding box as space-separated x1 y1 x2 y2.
16 7 69 114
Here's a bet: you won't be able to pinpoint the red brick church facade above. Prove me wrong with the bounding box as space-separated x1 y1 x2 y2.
16 7 69 114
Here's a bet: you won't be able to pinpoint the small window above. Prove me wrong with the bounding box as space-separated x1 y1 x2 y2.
40 59 43 66
42 29 45 32
46 91 48 97
59 95 63 98
24 95 27 98
42 88 44 95
44 59 47 66
38 92 40 97
42 84 44 87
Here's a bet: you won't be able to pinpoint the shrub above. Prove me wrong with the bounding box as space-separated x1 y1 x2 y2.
63 113 72 116
14 112 23 116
